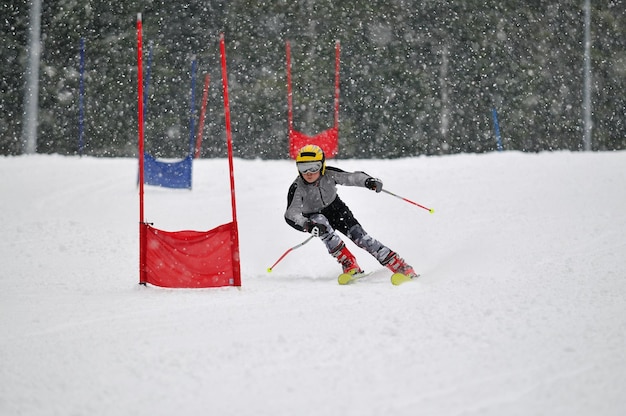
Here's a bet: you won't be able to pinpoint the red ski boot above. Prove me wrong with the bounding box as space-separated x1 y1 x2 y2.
382 251 418 284
332 243 364 284
332 242 363 274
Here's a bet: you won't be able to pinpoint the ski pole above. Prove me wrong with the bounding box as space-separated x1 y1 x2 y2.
267 235 315 272
382 189 435 214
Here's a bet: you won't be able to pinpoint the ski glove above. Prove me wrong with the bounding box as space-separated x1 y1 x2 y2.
365 177 383 193
304 219 328 236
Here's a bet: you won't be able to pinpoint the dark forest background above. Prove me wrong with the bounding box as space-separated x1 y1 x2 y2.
2 0 625 158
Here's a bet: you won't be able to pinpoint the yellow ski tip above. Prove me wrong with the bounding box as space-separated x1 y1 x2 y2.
338 273 353 285
391 273 413 286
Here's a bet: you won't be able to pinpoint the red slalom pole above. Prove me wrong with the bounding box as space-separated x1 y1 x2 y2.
382 189 434 214
286 40 293 144
136 13 147 285
333 40 340 130
220 34 241 287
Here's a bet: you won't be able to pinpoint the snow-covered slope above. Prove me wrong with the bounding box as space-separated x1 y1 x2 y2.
1 151 625 415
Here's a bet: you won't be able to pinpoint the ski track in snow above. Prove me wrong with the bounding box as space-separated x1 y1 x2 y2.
1 152 625 415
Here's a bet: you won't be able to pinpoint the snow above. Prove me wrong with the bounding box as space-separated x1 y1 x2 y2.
1 151 625 415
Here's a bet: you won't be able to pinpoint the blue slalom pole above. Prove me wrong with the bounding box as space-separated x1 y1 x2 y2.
492 107 503 151
78 38 85 156
188 56 197 155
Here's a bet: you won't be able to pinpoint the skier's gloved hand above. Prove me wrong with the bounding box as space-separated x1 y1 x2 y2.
365 177 383 193
305 219 328 236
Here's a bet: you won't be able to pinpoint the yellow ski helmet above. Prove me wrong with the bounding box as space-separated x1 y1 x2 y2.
296 144 326 175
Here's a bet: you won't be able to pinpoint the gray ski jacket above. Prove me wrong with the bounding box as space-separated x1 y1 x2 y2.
284 166 372 230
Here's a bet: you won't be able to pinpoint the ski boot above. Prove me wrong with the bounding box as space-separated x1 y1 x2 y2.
382 251 418 285
332 243 364 285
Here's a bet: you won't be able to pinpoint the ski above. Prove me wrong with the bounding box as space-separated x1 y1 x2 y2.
338 270 420 285
390 272 420 286
338 270 372 285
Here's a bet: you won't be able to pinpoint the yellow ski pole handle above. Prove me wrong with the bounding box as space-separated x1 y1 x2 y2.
267 235 315 272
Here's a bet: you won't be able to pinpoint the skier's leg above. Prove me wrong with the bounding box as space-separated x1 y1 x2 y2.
348 224 416 277
347 224 391 262
309 214 362 273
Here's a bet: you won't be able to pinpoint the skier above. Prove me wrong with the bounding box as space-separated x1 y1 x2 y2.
284 144 417 284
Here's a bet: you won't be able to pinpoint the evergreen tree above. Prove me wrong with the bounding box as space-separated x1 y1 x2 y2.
2 0 624 157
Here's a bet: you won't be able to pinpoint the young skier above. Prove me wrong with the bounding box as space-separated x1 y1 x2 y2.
284 144 418 284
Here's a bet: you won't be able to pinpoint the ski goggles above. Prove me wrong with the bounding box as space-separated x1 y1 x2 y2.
297 161 322 174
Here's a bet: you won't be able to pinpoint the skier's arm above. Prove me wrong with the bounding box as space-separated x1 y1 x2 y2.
328 166 382 191
284 182 308 232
